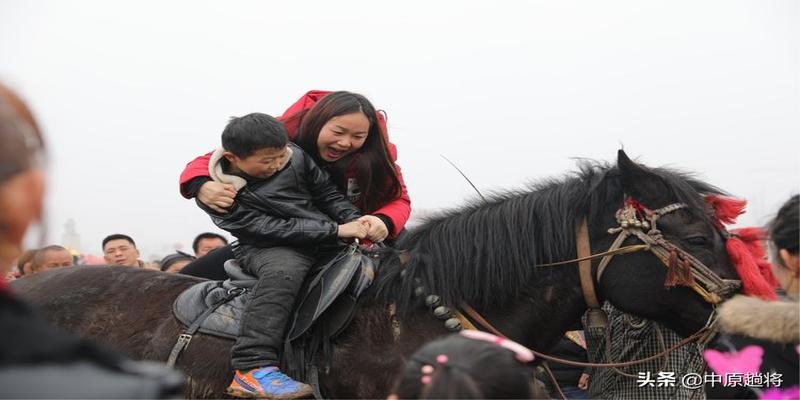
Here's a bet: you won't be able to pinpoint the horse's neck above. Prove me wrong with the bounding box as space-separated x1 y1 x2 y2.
484 270 587 352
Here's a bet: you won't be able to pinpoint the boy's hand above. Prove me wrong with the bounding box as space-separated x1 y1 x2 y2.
337 220 369 239
357 215 389 242
198 181 237 213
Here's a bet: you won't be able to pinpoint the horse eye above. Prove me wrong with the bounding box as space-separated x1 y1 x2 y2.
685 236 709 246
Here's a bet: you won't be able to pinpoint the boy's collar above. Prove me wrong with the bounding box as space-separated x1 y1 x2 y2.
208 146 294 189
208 148 247 190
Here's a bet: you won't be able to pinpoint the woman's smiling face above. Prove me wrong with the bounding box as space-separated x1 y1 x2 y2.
316 112 370 162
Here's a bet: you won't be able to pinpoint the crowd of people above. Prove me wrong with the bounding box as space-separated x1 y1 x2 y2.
1 80 797 400
2 231 230 279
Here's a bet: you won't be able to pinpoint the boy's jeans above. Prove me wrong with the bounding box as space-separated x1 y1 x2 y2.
231 245 315 370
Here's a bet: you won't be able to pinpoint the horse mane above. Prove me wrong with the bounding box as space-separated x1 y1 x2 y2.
374 159 725 313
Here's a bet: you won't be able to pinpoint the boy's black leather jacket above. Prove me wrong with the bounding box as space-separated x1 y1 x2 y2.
199 143 361 247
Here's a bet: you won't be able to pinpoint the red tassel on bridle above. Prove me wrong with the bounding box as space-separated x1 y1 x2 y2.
664 248 696 288
705 195 747 229
729 227 779 299
624 197 649 219
706 195 778 300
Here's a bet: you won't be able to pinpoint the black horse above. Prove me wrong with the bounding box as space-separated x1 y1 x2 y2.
12 151 740 398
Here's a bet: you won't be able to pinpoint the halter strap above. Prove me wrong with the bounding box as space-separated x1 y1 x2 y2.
577 219 601 310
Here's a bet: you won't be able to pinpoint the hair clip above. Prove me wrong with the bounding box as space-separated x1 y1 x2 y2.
420 364 434 385
460 330 535 363
436 354 449 364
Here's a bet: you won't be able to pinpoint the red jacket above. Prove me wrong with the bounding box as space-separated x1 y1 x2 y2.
179 90 411 238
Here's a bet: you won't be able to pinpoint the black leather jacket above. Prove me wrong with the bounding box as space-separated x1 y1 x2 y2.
199 143 361 247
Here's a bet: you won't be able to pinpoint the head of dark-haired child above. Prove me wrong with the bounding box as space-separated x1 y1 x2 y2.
769 194 799 299
389 332 548 399
222 113 291 180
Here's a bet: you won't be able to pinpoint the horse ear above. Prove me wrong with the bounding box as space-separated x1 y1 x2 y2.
617 150 671 207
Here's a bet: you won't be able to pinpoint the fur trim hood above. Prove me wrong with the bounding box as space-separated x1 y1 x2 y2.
208 146 293 190
718 295 800 343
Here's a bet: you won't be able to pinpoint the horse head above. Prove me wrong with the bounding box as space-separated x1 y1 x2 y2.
594 150 742 337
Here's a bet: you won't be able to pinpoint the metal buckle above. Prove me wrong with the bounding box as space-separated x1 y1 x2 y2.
177 333 193 348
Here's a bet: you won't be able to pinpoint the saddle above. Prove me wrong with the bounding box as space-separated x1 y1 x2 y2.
172 244 377 342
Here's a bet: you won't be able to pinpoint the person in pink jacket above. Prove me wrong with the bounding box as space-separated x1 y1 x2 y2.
179 91 411 280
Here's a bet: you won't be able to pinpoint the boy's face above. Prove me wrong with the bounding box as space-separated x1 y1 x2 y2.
226 146 288 179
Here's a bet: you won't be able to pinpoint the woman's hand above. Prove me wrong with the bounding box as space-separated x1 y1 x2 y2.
337 220 369 239
198 181 237 213
357 215 389 243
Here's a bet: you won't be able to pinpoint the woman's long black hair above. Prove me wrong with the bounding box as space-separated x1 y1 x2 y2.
292 91 402 213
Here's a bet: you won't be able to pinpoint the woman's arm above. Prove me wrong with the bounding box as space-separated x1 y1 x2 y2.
179 152 237 213
372 162 411 238
178 152 213 198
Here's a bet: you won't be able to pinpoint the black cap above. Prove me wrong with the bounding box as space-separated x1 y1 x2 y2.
160 251 196 271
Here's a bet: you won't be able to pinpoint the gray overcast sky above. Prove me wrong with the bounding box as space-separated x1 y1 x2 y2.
1 0 798 259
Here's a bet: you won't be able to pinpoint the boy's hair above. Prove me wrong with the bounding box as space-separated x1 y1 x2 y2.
102 234 136 249
222 113 288 158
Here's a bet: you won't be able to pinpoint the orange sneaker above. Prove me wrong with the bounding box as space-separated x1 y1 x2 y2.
226 366 313 399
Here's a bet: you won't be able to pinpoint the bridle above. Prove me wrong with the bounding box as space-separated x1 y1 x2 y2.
536 198 742 323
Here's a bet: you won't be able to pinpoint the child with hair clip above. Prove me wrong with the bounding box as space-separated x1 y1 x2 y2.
389 331 549 399
704 195 799 399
